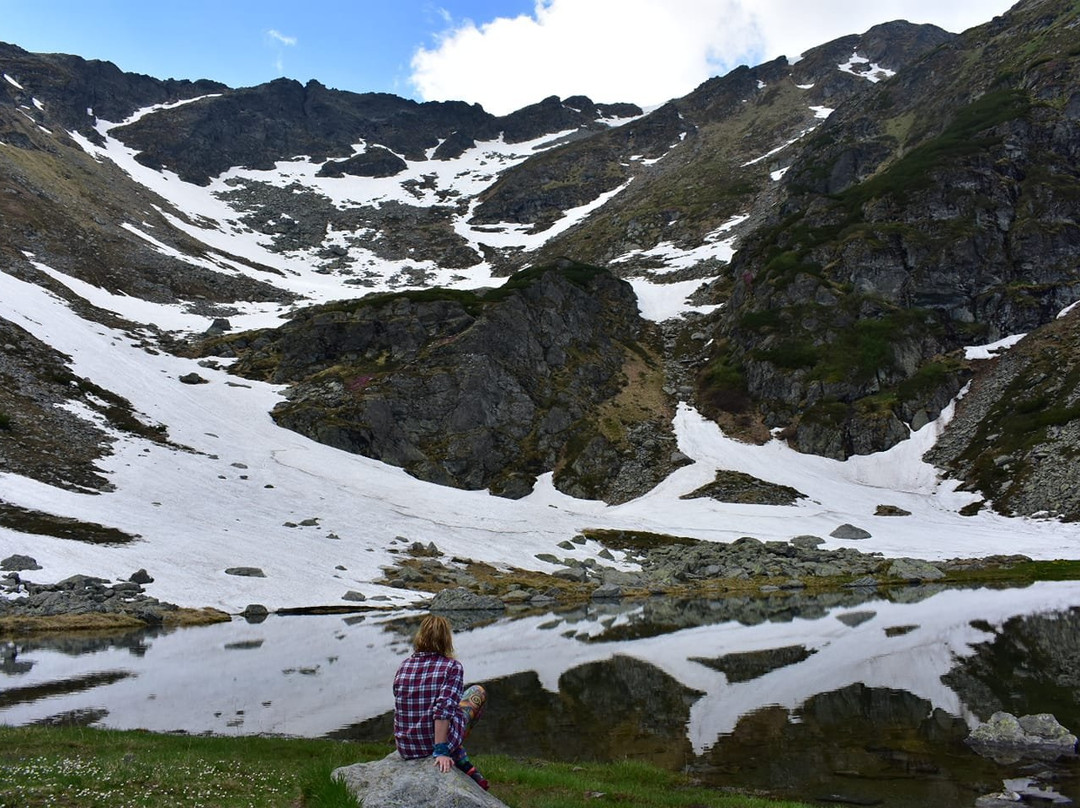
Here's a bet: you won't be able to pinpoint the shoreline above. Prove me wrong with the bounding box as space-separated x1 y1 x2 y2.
3 551 1079 638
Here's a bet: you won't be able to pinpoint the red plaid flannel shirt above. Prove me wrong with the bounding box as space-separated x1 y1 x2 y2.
393 651 465 759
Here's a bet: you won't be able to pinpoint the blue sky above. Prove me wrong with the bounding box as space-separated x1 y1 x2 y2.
0 1 533 96
0 0 1015 115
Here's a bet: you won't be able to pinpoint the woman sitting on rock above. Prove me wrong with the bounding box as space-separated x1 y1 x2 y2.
393 614 489 790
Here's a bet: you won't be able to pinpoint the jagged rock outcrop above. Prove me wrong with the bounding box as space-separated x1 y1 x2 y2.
926 306 1080 519
680 470 806 505
472 102 686 229
208 262 678 501
498 94 640 143
107 79 641 186
494 22 953 262
0 41 225 134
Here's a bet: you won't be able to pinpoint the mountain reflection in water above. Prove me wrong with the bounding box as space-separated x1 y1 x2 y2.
4 582 1080 807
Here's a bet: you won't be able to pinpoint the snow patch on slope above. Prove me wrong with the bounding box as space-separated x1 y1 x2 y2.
838 52 897 83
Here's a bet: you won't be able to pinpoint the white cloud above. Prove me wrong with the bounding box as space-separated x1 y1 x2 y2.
409 0 1014 115
265 29 297 77
266 29 298 47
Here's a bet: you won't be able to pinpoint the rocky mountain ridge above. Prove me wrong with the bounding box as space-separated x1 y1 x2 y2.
701 0 1080 478
0 0 1078 531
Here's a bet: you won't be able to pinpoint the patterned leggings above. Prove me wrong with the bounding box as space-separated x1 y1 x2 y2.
453 684 487 761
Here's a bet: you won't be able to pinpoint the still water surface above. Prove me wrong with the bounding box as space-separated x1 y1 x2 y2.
3 581 1079 807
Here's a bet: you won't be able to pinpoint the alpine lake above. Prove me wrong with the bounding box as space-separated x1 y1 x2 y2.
3 581 1079 808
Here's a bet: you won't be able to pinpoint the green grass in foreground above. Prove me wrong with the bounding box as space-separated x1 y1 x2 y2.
0 725 375 808
0 725 815 808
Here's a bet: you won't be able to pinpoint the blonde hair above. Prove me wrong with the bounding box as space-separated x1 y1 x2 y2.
414 614 455 657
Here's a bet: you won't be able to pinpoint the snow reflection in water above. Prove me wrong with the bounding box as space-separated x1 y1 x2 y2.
3 581 1080 807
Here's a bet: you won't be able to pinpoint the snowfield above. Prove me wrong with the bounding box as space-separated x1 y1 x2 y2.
1 103 1079 615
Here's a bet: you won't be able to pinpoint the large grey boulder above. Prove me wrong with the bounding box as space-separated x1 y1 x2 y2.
967 711 1078 763
429 587 505 612
333 752 507 808
830 524 872 540
224 567 266 577
886 558 945 582
590 584 622 600
1 554 41 571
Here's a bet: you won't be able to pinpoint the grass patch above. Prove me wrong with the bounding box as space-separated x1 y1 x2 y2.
759 250 823 288
841 89 1031 209
696 353 750 414
0 502 138 544
0 725 381 808
583 528 701 552
0 726 816 808
895 355 967 402
949 559 1080 584
0 608 231 639
754 340 820 371
0 411 12 430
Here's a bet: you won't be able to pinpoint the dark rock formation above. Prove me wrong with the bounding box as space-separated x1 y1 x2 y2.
498 94 640 144
317 147 408 178
681 470 806 505
494 22 952 260
943 606 1080 734
472 102 686 229
0 318 161 493
0 573 179 623
699 683 978 805
224 567 265 578
0 41 226 135
211 262 678 501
